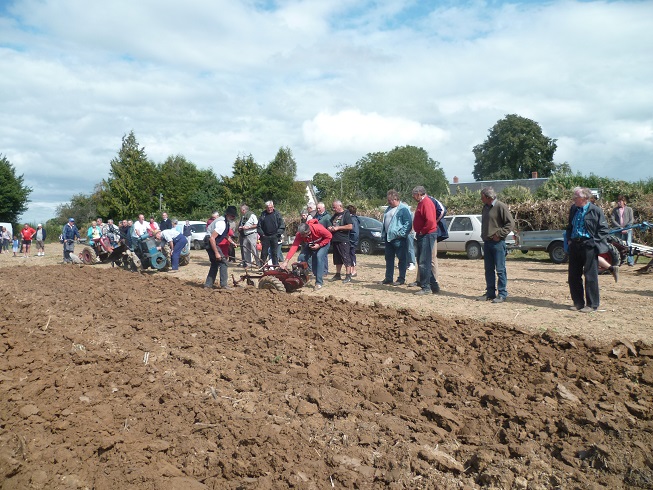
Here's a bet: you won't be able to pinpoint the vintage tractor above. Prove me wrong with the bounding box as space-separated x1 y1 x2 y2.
119 235 191 272
78 237 136 267
232 262 311 292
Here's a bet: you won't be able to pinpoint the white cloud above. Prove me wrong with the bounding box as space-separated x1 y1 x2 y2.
302 109 448 153
1 0 652 222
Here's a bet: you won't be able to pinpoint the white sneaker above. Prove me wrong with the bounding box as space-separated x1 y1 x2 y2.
408 263 415 271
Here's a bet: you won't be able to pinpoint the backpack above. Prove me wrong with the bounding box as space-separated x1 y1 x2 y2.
429 196 449 242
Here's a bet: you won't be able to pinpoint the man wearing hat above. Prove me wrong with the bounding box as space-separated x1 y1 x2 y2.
35 224 47 256
204 206 238 289
62 218 80 263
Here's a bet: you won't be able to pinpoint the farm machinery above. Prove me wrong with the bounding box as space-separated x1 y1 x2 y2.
78 234 190 272
232 262 312 292
120 235 190 272
77 237 137 268
600 222 653 274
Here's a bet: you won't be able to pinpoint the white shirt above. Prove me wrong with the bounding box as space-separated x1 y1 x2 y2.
133 220 148 237
161 229 180 243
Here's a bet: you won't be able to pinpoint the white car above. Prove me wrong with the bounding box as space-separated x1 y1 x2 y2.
187 220 209 250
439 214 515 259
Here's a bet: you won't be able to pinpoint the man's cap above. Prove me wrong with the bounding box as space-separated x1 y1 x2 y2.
37 223 42 227
225 205 238 216
69 218 75 222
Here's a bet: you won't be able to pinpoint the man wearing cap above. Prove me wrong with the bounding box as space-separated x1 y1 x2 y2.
35 224 47 256
62 218 80 263
154 227 188 272
205 206 238 289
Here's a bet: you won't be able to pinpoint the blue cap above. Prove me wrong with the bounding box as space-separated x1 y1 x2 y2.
69 218 75 222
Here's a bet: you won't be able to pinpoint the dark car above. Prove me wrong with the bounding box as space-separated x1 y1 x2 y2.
356 216 385 255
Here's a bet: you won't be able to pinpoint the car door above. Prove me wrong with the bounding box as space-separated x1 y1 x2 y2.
444 216 474 252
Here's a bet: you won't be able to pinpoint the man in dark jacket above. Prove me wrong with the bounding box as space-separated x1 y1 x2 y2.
257 201 285 266
62 218 81 263
159 212 173 231
566 187 610 313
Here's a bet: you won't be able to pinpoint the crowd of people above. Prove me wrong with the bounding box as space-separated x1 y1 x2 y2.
30 184 629 311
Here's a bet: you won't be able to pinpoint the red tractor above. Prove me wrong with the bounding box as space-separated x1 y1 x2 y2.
232 262 311 292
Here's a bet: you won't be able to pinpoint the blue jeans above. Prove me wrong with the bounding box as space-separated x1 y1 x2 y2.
309 245 329 286
483 240 507 299
416 232 438 292
407 232 416 264
384 238 407 283
170 235 187 270
623 229 634 265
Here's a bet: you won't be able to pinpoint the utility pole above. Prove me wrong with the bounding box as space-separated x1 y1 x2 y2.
159 193 163 212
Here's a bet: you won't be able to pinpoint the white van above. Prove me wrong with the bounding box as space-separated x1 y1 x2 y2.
0 222 13 239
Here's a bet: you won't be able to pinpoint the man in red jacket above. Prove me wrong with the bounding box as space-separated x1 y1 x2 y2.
412 186 440 295
281 219 332 290
20 223 36 258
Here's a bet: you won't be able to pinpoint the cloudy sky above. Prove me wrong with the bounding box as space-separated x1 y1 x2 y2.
1 0 652 223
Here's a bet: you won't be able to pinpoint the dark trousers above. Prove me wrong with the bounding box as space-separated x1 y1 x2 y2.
205 249 228 288
568 240 600 309
260 235 281 265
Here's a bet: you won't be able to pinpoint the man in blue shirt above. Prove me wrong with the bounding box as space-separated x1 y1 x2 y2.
566 187 610 313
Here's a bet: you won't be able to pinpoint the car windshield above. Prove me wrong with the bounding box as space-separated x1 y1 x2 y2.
358 216 381 229
190 224 206 233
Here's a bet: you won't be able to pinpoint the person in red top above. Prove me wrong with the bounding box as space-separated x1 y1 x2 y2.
20 224 36 258
411 185 440 295
281 219 332 290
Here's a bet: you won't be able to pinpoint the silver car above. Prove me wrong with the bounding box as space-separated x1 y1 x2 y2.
440 214 515 259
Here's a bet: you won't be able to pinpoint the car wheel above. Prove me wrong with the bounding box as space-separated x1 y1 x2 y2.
466 241 482 260
359 239 373 255
193 240 203 250
548 241 568 264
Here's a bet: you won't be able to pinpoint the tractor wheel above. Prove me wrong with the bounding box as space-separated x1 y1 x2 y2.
79 246 97 265
548 241 568 264
466 241 482 260
179 254 190 266
359 239 373 255
599 243 621 272
159 244 171 271
193 240 203 250
258 276 286 292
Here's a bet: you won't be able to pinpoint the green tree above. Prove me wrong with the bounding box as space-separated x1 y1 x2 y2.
103 131 159 218
219 154 263 208
259 147 301 206
312 172 338 202
54 193 98 225
472 114 557 181
0 154 32 223
348 145 448 201
158 155 208 217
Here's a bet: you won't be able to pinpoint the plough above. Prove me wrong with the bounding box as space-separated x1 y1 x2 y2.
607 222 653 274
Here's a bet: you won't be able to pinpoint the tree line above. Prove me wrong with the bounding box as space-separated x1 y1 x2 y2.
2 115 652 235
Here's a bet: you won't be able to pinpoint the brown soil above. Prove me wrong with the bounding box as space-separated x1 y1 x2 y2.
1 249 653 489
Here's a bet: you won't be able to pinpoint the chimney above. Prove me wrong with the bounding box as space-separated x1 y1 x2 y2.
532 171 538 179
453 176 459 184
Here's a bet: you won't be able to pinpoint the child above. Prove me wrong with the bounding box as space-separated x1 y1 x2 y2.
12 236 19 256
